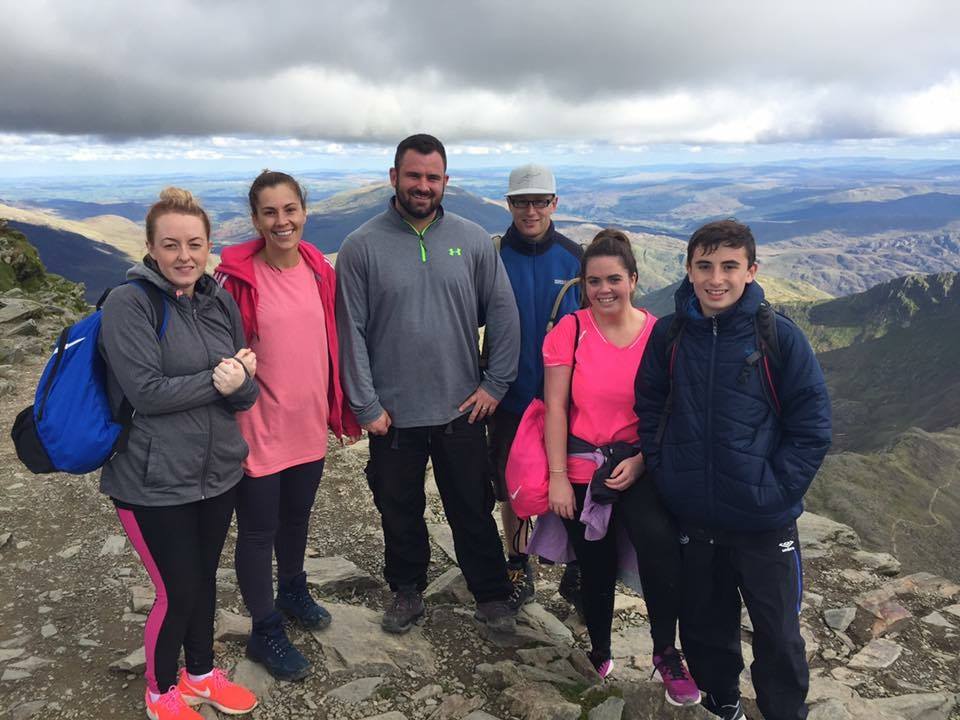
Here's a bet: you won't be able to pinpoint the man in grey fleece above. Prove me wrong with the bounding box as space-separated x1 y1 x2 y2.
336 133 521 634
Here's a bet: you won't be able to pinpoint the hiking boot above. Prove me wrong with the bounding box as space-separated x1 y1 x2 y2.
145 686 203 720
381 587 425 634
506 558 535 610
652 647 701 706
177 668 258 714
246 611 311 682
474 599 517 633
701 694 745 719
588 650 614 680
276 571 332 630
558 562 584 619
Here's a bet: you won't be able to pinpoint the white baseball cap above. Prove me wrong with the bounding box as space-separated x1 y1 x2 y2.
506 163 556 196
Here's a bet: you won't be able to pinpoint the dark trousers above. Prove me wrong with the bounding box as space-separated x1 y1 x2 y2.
114 489 236 693
617 475 684 653
680 521 808 720
561 484 617 658
366 414 510 602
234 459 325 622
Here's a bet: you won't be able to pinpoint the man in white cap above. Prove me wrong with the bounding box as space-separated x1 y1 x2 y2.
487 163 583 610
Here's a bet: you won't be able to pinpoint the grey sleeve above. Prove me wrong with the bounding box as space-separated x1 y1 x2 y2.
335 241 384 425
476 237 520 400
100 289 222 415
220 292 259 411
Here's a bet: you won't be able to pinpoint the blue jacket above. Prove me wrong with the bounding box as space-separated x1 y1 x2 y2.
498 223 582 415
634 278 832 532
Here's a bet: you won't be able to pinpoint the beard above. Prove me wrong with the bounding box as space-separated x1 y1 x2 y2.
395 186 443 220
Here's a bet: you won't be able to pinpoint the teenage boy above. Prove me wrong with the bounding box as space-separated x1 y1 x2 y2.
634 220 832 720
336 134 521 635
488 163 582 608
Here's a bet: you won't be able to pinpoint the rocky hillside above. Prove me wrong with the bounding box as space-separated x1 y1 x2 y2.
0 230 957 719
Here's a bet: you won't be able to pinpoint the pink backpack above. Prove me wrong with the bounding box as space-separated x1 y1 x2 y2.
505 313 581 520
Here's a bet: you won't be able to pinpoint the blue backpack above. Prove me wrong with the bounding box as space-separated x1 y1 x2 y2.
11 281 168 474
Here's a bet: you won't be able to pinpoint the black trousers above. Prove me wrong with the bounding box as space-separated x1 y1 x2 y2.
234 459 325 622
114 489 236 693
680 521 808 720
366 414 510 602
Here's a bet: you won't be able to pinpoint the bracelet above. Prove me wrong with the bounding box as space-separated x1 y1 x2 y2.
549 469 567 474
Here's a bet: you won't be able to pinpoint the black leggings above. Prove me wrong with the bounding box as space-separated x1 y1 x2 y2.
234 459 325 622
114 489 236 694
561 476 683 659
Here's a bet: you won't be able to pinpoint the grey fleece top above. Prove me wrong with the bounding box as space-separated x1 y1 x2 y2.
98 261 258 506
335 201 520 428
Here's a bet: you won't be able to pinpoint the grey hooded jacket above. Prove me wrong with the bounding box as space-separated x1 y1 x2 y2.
98 260 258 506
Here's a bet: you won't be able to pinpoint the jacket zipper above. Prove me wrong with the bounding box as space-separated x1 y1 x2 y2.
403 218 438 263
705 315 719 519
190 300 213 500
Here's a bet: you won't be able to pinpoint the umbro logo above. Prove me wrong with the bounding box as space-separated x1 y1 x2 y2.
779 540 795 553
679 534 690 545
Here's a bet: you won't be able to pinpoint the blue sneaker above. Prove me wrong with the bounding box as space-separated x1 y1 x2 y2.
246 611 311 682
276 571 332 630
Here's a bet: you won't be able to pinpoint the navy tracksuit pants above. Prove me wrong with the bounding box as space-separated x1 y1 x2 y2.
679 521 808 720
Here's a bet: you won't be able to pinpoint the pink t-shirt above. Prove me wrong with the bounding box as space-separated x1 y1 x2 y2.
237 256 330 477
542 308 656 484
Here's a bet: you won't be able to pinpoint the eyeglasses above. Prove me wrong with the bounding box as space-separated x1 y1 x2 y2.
508 197 554 209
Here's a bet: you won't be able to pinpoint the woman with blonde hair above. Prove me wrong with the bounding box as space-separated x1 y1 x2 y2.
100 187 259 720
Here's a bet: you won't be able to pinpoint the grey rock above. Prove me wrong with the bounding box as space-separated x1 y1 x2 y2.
130 585 154 613
303 555 380 593
214 609 252 642
848 639 903 669
922 611 953 628
231 658 275 700
57 544 81 560
824 607 857 632
10 700 47 720
424 567 473 605
109 647 146 673
0 648 26 662
797 512 860 549
871 692 958 720
326 676 385 703
518 603 574 645
39 624 57 638
427 694 484 720
412 684 443 701
360 713 407 720
0 531 11 548
9 656 52 671
0 299 44 325
852 550 902 576
501 682 581 720
463 713 502 720
7 319 39 336
426 523 458 563
1 668 31 681
808 697 905 720
99 535 127 556
588 697 625 720
311 601 436 675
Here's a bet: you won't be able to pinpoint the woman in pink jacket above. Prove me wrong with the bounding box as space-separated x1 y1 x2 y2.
216 170 361 681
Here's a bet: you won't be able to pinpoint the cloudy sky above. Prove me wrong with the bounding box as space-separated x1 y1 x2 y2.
1 0 959 174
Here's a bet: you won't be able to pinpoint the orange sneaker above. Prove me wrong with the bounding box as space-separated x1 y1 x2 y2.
177 668 258 715
145 686 203 720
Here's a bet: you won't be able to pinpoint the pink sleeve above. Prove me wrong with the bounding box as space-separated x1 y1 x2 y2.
543 313 577 367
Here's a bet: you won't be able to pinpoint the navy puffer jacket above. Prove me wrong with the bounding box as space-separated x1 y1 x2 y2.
635 278 832 532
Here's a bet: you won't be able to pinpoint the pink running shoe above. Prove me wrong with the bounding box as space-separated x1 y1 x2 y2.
652 647 701 706
589 650 614 679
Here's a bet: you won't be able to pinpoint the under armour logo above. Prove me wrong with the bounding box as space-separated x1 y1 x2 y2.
448 247 462 256
779 540 795 553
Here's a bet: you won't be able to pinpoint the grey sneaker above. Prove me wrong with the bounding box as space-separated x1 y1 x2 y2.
381 588 425 634
474 599 517 633
506 559 535 610
701 694 745 720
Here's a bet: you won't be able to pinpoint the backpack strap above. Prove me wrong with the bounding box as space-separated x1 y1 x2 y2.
653 316 686 446
545 278 581 333
748 301 782 416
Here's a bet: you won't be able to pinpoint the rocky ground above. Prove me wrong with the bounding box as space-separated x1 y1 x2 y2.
1 289 959 720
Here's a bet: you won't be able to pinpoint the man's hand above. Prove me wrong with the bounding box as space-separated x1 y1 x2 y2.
458 386 499 424
363 410 392 436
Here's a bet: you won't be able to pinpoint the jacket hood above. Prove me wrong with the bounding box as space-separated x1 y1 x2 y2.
127 256 219 301
216 238 332 286
673 276 766 325
502 221 561 256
